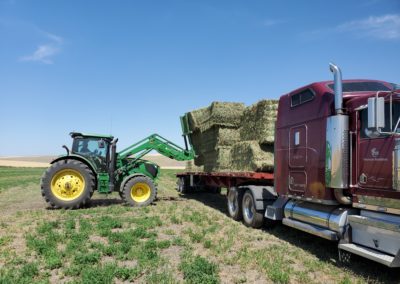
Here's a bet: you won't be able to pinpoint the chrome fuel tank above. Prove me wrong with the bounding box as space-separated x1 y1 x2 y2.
284 200 357 234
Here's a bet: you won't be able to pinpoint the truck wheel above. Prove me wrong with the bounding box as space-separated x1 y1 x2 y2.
122 176 157 207
41 160 95 209
227 187 243 221
242 190 264 228
177 177 188 194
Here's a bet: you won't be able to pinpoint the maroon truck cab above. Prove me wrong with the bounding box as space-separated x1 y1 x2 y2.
274 79 400 210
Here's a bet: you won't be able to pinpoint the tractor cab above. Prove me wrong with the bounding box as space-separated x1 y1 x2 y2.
70 132 114 172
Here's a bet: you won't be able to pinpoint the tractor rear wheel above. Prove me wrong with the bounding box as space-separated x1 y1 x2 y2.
122 176 157 207
41 160 95 209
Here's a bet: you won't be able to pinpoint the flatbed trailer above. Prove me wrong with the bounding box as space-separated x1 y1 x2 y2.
177 171 274 189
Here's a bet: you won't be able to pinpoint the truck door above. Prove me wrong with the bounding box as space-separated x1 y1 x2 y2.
288 125 307 194
357 106 396 190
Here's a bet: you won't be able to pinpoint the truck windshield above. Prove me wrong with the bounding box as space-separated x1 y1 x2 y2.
360 102 400 138
72 138 108 158
328 82 391 92
392 83 400 90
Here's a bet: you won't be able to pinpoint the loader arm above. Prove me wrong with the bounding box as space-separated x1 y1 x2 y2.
117 134 195 162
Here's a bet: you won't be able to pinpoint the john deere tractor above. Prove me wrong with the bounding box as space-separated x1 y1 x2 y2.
41 132 194 209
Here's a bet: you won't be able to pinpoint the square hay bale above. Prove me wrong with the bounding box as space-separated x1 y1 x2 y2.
240 99 278 145
230 141 274 172
187 101 245 132
200 126 240 151
189 126 240 166
185 160 204 172
203 146 232 172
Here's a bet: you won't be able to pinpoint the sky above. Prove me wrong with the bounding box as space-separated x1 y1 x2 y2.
0 0 399 156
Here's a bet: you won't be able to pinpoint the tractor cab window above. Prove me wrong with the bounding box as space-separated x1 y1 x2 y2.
360 102 400 138
72 138 108 158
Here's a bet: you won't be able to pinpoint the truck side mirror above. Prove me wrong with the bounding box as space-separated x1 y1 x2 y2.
368 97 385 130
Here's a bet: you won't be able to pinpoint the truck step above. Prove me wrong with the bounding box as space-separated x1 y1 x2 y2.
338 243 400 267
348 214 400 256
282 218 338 241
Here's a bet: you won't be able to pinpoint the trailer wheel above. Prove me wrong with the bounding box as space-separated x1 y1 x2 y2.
41 160 95 209
242 190 264 228
122 176 157 207
227 187 243 221
177 177 188 194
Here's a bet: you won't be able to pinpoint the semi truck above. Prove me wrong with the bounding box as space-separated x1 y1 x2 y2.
177 63 400 267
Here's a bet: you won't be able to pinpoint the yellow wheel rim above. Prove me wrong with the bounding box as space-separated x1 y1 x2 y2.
130 182 151 203
50 169 85 201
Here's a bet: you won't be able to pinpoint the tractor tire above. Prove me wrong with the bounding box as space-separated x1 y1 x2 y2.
122 176 157 207
242 190 264 228
227 187 244 221
41 160 95 209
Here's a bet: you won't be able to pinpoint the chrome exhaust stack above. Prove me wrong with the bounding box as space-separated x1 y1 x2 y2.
326 63 351 203
329 63 343 115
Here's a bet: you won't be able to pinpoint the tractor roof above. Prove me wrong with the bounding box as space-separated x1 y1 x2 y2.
70 132 114 140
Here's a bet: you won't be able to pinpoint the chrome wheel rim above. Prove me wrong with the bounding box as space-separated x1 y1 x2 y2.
228 190 237 214
244 195 254 221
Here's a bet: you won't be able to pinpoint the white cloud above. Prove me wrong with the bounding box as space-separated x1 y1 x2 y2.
19 30 63 64
20 44 59 64
337 14 400 40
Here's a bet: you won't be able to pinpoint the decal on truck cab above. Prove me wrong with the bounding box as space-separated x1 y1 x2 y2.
325 141 332 186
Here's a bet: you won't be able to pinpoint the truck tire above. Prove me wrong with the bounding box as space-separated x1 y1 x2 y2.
242 190 264 228
177 177 188 194
41 160 95 209
227 187 244 221
122 176 157 207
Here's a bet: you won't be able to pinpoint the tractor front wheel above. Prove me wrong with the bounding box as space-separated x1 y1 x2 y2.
41 160 95 209
122 176 157 207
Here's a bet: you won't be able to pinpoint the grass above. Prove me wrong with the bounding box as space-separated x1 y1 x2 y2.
0 166 399 283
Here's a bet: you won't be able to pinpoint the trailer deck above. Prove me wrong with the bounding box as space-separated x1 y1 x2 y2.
177 171 274 188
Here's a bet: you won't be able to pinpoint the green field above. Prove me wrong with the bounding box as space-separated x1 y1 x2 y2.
0 166 398 283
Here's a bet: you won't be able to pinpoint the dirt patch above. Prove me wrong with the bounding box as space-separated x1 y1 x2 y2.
219 264 267 284
89 235 108 245
161 246 184 281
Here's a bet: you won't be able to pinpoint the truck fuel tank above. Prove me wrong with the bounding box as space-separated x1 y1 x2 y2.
284 200 357 234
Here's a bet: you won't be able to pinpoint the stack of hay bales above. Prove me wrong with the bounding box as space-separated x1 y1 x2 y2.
187 102 245 172
185 99 278 173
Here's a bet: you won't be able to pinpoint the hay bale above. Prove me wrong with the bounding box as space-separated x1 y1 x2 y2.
200 126 240 151
187 101 245 132
230 141 274 172
240 100 278 145
189 126 239 166
203 146 232 172
185 160 204 172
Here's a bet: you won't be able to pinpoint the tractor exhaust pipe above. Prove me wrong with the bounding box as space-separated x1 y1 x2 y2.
329 63 343 115
108 138 118 192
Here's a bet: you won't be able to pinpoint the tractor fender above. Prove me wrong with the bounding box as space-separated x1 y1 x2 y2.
120 173 149 192
50 155 97 181
238 185 277 211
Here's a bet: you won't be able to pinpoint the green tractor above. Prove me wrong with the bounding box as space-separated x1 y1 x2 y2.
41 132 194 209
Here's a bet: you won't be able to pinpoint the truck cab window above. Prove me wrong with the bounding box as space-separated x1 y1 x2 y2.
291 89 315 107
360 102 400 138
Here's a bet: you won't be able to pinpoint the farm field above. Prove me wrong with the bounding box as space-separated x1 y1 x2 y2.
0 166 399 283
